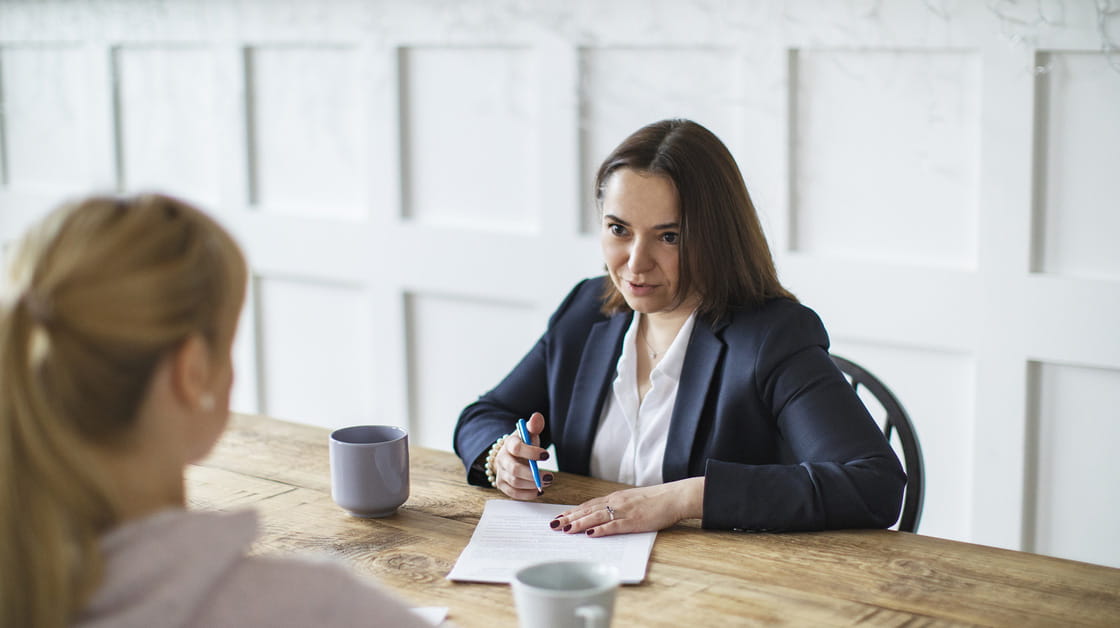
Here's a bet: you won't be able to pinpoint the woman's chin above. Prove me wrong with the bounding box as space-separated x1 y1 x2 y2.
623 297 667 314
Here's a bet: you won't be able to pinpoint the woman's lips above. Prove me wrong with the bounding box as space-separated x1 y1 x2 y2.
627 281 657 296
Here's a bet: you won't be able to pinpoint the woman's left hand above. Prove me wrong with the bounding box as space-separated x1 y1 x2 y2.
550 477 705 537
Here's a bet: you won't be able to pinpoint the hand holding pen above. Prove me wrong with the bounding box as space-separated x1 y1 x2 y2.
489 412 552 500
517 418 543 495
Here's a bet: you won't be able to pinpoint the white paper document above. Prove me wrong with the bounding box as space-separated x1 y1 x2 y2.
446 500 656 584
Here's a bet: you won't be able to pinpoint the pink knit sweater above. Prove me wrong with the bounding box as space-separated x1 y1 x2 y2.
74 509 431 628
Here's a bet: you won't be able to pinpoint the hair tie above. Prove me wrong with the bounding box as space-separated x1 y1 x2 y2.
20 292 54 326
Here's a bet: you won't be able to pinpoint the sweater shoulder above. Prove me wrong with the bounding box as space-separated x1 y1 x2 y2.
196 555 428 628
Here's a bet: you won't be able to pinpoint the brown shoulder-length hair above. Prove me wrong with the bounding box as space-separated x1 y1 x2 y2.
595 119 796 322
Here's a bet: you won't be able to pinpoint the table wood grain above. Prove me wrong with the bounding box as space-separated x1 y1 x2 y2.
187 414 1120 627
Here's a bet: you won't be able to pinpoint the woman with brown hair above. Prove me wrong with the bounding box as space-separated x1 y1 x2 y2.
0 195 425 627
454 119 905 536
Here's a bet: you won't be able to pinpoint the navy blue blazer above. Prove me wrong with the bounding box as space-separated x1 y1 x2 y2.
454 277 905 531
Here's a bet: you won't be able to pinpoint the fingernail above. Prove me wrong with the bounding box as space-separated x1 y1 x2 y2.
537 489 543 496
550 519 560 529
552 514 561 520
539 452 550 461
586 529 595 536
543 474 554 482
563 524 572 532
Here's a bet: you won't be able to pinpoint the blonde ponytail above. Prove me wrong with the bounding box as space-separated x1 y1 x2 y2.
0 194 246 627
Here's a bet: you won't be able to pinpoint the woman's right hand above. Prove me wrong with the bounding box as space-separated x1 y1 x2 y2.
492 412 552 500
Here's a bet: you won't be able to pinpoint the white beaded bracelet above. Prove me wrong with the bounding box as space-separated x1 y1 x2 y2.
483 435 509 488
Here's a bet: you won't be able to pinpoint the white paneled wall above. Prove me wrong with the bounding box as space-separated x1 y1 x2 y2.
250 46 368 217
401 46 538 229
1033 51 1120 279
404 292 541 450
791 49 981 267
1027 361 1120 568
2 1 1118 567
2 46 93 191
255 277 377 429
116 47 223 202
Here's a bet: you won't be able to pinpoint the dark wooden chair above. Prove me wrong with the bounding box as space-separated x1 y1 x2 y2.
831 355 925 533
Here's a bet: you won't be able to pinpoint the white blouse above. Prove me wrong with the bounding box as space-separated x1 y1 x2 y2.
589 311 696 486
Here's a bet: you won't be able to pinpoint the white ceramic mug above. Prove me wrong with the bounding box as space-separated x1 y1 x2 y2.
512 561 619 628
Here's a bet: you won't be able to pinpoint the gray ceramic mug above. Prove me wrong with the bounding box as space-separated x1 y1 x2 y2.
329 425 409 517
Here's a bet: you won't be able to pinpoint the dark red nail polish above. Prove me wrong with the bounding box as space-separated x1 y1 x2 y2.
539 452 550 461
550 519 560 529
563 524 572 532
586 529 595 536
536 489 543 496
543 473 554 482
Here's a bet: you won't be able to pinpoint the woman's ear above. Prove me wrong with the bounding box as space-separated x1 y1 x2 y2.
169 335 212 412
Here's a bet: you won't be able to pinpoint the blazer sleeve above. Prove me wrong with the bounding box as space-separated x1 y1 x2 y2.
701 306 906 531
452 280 589 485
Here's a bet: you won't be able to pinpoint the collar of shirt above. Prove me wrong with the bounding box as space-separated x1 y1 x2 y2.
648 310 696 384
589 310 697 486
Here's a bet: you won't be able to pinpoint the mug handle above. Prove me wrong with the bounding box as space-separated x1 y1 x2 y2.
575 605 607 628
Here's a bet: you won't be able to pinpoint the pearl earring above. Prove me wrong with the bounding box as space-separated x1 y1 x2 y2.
199 393 216 412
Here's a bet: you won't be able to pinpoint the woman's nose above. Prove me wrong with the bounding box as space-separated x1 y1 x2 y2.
627 239 654 273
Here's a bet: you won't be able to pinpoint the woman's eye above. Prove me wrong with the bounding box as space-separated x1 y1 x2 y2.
608 223 626 236
662 232 679 244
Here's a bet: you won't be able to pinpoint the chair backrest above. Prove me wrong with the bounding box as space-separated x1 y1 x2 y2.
830 355 925 533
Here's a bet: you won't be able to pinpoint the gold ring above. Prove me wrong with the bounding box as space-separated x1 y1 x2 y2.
606 505 616 521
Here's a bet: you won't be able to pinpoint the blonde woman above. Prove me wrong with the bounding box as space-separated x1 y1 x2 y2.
0 195 426 628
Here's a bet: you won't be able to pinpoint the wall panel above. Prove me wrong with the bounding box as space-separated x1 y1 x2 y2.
405 292 541 451
1032 51 1120 280
791 49 981 267
230 276 260 418
399 46 537 230
255 276 376 430
116 46 222 203
1 46 91 189
248 46 367 218
1027 361 1120 568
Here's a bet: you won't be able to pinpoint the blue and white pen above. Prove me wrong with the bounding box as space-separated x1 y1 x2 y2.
517 418 543 495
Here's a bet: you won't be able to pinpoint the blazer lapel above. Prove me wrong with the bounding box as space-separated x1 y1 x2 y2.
662 318 727 482
564 312 630 475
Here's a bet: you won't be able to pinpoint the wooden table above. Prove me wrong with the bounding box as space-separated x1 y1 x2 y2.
187 414 1120 627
